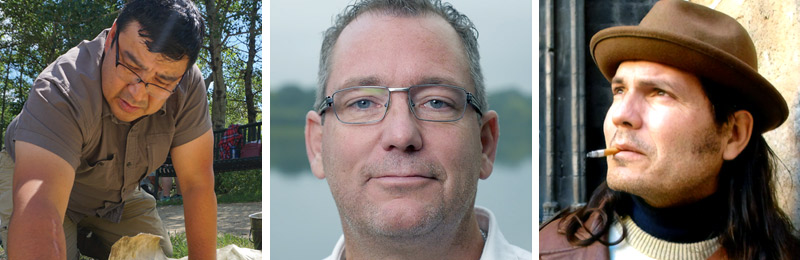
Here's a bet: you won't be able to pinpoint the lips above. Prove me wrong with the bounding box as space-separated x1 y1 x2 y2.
613 143 642 154
118 98 141 113
368 172 437 189
372 173 435 179
609 143 648 161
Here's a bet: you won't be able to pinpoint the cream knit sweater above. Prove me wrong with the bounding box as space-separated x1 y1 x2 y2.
609 216 720 260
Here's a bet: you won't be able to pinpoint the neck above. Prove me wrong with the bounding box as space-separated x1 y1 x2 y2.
342 209 485 260
627 192 726 243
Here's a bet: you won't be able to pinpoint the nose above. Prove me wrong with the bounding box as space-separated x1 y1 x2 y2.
379 92 423 152
125 81 150 103
609 93 643 129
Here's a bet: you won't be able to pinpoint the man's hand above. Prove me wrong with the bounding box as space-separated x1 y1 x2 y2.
8 141 74 259
172 130 217 259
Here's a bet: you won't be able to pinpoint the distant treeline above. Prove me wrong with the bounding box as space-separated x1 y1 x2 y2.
270 84 533 174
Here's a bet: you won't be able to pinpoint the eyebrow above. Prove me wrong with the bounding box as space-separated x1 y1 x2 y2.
122 50 181 83
611 77 680 91
417 76 462 86
342 76 382 87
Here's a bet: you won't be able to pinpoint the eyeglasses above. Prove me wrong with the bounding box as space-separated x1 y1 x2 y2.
114 35 177 99
318 84 483 124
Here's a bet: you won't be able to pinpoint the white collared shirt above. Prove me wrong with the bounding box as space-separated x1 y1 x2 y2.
322 206 531 260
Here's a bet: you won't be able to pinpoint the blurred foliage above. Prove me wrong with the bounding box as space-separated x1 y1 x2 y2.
270 84 315 173
214 169 262 203
155 169 261 207
489 88 534 163
270 84 533 174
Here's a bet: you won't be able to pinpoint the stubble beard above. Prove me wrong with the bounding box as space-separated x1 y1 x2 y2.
608 122 723 205
327 153 479 240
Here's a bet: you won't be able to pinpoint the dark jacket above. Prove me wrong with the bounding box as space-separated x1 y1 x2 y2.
538 215 727 260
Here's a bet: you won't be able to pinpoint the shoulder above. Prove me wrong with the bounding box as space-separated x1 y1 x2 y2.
472 206 532 260
33 29 106 119
538 216 574 254
176 65 205 97
539 215 610 260
168 65 207 112
40 29 105 91
321 235 345 260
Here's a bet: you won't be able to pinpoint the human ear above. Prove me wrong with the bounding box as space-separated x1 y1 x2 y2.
105 21 118 51
722 110 753 160
305 111 326 179
478 111 499 180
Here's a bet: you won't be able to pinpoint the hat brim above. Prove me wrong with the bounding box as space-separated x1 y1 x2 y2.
591 26 788 133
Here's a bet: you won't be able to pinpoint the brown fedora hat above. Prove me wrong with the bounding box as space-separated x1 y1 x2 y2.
590 0 787 133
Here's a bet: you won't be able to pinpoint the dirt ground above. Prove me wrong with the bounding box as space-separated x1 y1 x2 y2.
157 202 262 237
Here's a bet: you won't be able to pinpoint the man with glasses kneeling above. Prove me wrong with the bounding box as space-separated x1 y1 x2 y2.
304 0 530 259
0 0 216 259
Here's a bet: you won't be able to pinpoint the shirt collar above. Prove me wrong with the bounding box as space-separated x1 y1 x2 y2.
324 206 531 260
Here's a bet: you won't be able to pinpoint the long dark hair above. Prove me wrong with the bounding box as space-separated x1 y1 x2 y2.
548 79 800 259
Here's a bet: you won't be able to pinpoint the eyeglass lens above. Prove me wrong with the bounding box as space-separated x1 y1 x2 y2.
332 85 468 124
116 39 173 99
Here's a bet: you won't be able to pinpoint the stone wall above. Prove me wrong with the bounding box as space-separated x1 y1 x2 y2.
690 0 800 227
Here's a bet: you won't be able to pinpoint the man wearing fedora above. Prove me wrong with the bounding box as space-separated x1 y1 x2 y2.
540 0 800 259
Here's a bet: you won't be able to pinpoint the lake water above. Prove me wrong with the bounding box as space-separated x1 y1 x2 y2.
270 159 532 259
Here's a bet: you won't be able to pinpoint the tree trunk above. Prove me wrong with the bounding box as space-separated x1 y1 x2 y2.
206 0 227 131
1 58 8 148
244 0 258 123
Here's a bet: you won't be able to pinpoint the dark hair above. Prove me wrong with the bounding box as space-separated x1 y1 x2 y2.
549 79 800 259
114 0 204 71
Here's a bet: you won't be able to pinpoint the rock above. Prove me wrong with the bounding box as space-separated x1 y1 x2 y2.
108 233 263 260
108 233 168 260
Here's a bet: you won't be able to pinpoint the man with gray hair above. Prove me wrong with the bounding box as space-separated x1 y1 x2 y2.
304 0 530 259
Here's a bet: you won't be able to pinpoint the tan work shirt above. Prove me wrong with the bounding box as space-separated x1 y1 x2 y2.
3 29 211 223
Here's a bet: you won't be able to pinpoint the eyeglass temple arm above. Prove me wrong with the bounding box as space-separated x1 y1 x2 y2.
317 96 334 114
467 93 483 117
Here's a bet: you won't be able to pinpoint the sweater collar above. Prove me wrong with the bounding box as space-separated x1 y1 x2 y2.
628 192 727 243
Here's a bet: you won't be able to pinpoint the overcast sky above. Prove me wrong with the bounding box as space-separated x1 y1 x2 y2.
269 0 533 94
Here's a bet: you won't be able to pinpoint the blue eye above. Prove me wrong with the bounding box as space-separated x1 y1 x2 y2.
355 99 373 109
426 99 446 109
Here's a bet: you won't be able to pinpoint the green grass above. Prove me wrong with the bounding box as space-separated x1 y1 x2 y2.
169 232 255 258
67 232 254 259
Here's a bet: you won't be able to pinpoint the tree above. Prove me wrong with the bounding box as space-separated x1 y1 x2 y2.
243 0 261 124
197 0 262 129
0 0 123 147
204 0 228 130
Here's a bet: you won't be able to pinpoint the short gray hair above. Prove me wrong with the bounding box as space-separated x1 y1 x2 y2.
315 0 485 114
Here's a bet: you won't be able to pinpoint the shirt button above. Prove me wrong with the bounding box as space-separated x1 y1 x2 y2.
126 162 132 167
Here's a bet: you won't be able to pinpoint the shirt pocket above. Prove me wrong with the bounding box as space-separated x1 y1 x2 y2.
146 133 173 174
75 154 120 190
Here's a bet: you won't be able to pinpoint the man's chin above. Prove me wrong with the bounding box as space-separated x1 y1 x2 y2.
606 171 647 193
110 107 143 122
356 200 444 237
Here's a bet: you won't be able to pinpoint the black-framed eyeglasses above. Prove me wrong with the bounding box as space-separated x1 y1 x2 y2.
317 84 483 124
114 35 176 99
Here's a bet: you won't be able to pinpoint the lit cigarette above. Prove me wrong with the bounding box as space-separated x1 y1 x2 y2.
586 147 620 158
